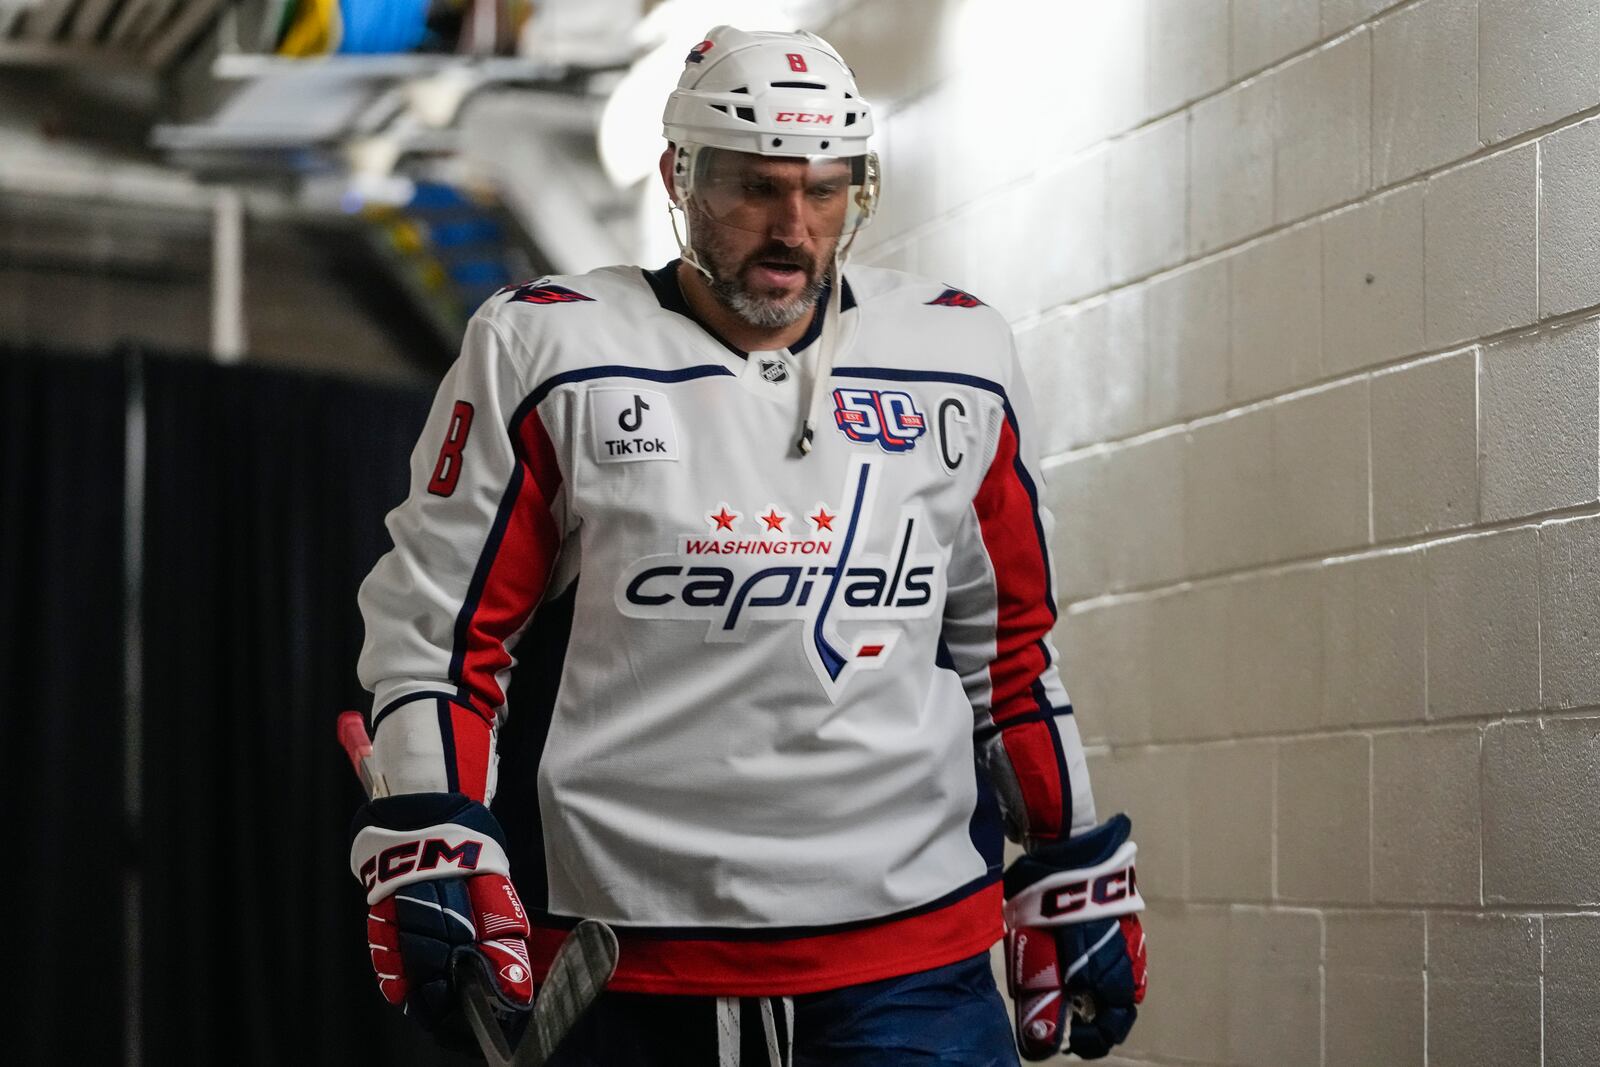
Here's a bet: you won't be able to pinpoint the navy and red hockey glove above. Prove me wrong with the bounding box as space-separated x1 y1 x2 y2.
1003 814 1148 1061
350 792 534 1039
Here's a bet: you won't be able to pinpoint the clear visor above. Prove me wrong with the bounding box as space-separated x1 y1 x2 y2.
677 145 879 239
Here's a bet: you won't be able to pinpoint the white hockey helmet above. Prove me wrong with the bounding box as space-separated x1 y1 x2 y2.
661 26 880 247
663 25 876 158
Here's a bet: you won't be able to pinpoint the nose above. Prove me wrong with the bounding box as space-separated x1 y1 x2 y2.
769 188 810 246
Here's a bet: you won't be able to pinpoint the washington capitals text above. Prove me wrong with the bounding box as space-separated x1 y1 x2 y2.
624 559 934 632
613 461 942 694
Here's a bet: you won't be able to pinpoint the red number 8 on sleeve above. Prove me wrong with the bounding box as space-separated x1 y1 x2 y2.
427 400 474 497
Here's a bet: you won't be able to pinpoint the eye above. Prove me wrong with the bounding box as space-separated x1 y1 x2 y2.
807 182 843 200
741 178 778 196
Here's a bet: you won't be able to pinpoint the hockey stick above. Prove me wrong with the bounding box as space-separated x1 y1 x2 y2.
453 956 516 1067
337 711 619 1067
447 921 620 1067
337 710 387 798
512 919 619 1066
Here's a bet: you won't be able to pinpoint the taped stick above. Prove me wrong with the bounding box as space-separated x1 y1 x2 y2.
455 957 515 1067
336 710 386 798
517 919 619 1066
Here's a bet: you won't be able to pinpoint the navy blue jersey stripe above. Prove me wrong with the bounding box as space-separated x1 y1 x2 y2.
524 363 736 410
811 462 874 679
969 756 1008 874
447 458 527 697
972 703 1075 744
1043 713 1073 837
373 689 457 732
437 697 459 793
530 870 1001 940
832 366 1006 399
1003 402 1059 622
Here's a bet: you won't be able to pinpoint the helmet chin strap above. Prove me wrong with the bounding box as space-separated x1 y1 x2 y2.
796 218 862 458
795 248 842 457
669 202 714 282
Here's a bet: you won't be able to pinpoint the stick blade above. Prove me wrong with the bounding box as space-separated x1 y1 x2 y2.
519 920 619 1066
453 953 515 1067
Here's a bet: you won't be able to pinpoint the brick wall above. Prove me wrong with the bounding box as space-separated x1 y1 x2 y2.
821 1 1600 1064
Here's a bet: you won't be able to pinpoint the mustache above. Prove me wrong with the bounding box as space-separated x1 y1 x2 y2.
744 247 815 272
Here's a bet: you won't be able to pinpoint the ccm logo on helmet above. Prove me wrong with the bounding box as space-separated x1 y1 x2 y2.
775 112 835 124
1038 865 1138 918
359 839 484 891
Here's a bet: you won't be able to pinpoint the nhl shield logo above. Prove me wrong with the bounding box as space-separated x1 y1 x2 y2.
760 358 790 383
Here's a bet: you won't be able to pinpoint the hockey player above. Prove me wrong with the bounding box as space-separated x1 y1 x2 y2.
349 25 1146 1065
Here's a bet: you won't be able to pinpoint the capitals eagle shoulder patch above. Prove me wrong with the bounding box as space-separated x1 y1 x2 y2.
926 287 984 308
499 280 596 306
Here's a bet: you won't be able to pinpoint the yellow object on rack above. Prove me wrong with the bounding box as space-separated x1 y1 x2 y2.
276 0 343 57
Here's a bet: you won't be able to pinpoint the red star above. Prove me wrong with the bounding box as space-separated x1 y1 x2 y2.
760 509 787 532
810 507 835 531
710 507 737 531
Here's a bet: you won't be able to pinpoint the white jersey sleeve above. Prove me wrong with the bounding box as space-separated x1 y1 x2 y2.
942 333 1096 844
356 310 571 801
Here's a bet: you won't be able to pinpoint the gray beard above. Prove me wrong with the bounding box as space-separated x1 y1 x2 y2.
707 267 826 329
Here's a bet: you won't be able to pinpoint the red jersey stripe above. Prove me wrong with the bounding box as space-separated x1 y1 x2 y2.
524 883 1002 996
458 409 563 718
970 418 1056 725
999 720 1066 841
448 703 493 802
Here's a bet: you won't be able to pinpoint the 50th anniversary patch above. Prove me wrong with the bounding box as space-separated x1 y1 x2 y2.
832 387 927 453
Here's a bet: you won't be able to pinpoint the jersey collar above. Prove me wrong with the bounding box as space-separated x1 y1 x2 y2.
642 259 856 358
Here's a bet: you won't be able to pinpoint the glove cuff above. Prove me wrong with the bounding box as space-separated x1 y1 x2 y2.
350 792 513 906
1022 812 1132 869
1004 814 1143 928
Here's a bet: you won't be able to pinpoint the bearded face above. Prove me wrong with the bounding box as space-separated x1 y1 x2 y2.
689 214 836 329
681 150 853 331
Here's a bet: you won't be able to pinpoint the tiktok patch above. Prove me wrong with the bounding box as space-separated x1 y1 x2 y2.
589 387 680 464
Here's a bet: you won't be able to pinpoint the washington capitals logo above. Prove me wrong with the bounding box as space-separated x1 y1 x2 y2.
614 459 942 699
499 280 595 306
927 287 984 308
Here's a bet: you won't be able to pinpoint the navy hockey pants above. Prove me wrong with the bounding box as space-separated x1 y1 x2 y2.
544 950 1021 1066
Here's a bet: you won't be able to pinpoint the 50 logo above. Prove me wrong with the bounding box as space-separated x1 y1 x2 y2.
832 388 926 453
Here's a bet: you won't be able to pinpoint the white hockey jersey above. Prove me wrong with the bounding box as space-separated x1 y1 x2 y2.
357 262 1096 995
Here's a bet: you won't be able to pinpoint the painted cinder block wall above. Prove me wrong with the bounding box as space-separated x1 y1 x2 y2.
820 1 1600 1063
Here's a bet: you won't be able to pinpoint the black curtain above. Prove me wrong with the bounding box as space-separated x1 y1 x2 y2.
0 350 129 1066
4 347 574 1065
137 354 492 1066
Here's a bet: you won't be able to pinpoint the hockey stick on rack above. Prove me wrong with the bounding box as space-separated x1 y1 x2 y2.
337 711 619 1067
